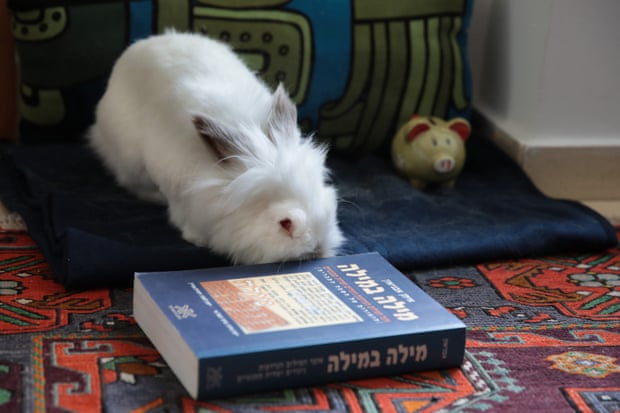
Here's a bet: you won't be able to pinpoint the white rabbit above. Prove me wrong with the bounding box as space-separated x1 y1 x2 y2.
88 30 344 265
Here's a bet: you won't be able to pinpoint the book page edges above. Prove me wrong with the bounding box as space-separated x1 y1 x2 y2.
133 276 199 398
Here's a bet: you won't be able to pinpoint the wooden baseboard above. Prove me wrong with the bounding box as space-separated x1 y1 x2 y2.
581 201 620 227
472 110 620 202
472 110 620 226
520 145 620 201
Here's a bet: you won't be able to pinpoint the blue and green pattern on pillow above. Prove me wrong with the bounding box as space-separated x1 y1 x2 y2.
8 0 474 154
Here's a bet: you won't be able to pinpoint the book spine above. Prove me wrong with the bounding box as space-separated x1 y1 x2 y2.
197 327 465 399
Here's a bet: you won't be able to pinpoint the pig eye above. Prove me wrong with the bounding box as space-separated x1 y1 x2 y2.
446 138 452 145
432 138 438 146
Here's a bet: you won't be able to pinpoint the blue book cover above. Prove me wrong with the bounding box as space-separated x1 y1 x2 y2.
133 252 466 400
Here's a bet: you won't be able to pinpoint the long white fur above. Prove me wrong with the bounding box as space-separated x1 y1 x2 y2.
88 31 343 264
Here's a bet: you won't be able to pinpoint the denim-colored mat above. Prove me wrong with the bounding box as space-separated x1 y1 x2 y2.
0 136 616 288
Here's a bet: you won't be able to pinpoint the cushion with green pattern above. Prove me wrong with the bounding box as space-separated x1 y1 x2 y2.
8 0 473 154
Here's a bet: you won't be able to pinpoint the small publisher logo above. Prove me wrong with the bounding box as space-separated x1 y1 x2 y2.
206 367 223 389
169 304 197 320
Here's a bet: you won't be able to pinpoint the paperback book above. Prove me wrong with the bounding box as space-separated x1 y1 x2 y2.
133 252 466 399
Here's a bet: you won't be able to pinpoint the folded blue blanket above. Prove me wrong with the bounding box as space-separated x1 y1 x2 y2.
0 137 616 288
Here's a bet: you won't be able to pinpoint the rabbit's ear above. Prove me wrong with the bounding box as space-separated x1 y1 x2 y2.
267 83 298 140
192 115 241 161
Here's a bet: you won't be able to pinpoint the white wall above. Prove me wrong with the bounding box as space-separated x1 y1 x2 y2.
537 2 620 144
469 0 620 146
467 0 620 207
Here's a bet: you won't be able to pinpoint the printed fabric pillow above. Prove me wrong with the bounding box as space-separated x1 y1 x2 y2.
8 0 474 154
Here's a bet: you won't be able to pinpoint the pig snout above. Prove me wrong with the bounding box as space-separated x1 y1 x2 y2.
433 155 456 173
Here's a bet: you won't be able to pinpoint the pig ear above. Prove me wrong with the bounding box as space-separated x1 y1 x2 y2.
406 122 431 142
448 118 471 141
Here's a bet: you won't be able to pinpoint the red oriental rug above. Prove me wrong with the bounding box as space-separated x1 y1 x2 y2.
1 223 619 413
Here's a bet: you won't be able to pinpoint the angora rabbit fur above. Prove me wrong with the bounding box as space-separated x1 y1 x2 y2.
88 31 344 264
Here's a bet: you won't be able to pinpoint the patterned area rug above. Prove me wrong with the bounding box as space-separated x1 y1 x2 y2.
1 221 619 412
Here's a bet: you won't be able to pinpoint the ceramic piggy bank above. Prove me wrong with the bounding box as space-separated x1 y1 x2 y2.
391 115 471 189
